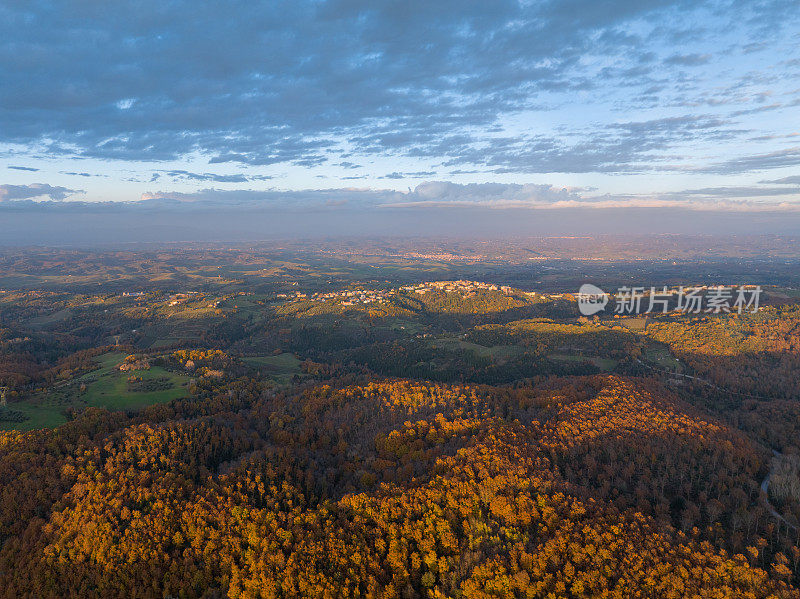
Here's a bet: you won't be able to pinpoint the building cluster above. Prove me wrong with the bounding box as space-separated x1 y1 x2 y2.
273 280 521 307
401 281 515 296
315 288 392 305
401 252 485 262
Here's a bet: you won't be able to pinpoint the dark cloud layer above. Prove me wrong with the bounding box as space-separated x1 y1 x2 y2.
1 0 797 175
0 183 81 202
128 181 800 211
0 180 798 245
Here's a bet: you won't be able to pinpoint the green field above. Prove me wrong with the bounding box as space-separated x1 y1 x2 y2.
1 352 189 432
80 361 188 411
643 345 683 372
0 402 69 432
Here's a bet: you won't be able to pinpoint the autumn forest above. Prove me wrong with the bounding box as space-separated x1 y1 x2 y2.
0 241 799 598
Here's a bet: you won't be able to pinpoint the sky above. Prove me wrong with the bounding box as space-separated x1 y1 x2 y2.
1 0 800 240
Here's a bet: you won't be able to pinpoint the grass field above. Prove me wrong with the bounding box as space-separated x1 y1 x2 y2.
644 345 683 372
1 352 189 432
0 402 68 432
81 363 188 411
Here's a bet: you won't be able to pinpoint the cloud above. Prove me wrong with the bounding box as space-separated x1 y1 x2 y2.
8 165 39 172
759 175 800 185
1 178 796 212
701 147 800 174
0 183 82 202
426 115 741 174
380 171 437 179
0 0 796 177
130 181 800 212
400 182 800 211
664 53 711 66
138 187 406 210
136 182 586 211
675 185 800 198
162 170 246 183
150 170 275 183
61 171 103 178
391 182 582 207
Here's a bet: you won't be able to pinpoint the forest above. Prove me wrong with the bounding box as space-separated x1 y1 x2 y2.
0 245 799 598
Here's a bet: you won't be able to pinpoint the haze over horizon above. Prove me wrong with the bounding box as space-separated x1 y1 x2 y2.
2 1 800 240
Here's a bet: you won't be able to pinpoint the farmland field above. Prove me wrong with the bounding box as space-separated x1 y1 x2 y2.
0 352 189 431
